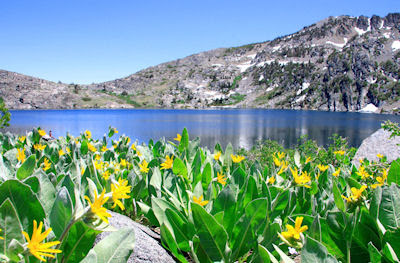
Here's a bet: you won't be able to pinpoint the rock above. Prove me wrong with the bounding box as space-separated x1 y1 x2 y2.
95 211 175 263
353 128 400 166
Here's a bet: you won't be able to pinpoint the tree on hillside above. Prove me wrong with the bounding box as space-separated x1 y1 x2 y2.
0 97 10 128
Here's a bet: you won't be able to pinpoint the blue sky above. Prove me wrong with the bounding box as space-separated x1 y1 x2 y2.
0 0 399 84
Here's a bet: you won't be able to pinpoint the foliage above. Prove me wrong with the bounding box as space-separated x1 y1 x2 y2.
0 97 11 129
0 126 399 262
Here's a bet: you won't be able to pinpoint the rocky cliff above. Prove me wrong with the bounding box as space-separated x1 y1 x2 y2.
2 13 400 113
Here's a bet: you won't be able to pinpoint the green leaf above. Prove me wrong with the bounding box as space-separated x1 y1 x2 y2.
165 208 193 252
273 244 295 263
255 244 279 263
382 242 400 262
0 199 24 256
178 128 189 153
231 198 268 260
38 173 56 216
368 242 382 263
383 228 400 259
201 163 212 190
160 224 188 263
85 229 135 263
301 236 339 263
212 186 236 235
50 187 73 239
375 184 400 231
172 157 188 180
0 180 45 234
332 181 345 212
80 139 88 155
16 155 36 180
59 221 100 263
192 203 228 262
388 159 400 185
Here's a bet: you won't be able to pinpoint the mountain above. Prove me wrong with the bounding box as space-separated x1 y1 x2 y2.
2 13 400 113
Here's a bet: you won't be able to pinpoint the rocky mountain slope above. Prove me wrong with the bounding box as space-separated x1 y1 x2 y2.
2 13 400 113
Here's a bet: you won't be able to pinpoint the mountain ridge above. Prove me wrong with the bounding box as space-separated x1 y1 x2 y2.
1 13 400 113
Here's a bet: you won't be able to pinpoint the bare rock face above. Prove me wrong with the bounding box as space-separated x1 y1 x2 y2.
95 211 175 263
353 128 400 166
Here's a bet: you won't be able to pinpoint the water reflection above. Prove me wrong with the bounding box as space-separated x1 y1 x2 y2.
4 109 400 149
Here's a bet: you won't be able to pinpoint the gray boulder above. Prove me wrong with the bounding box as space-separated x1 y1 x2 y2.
95 211 175 263
353 128 400 166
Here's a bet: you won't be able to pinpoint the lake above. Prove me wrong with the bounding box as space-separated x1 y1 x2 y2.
4 109 400 149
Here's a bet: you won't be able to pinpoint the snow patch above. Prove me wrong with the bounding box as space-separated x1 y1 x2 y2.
259 75 264 81
296 82 310 95
359 103 378 113
295 95 306 103
272 45 281 51
326 38 348 48
242 77 248 81
379 20 384 29
266 87 274 92
212 64 222 67
355 27 367 35
383 32 391 39
247 54 257 59
366 76 377 84
392 40 400 51
236 62 254 72
257 60 274 67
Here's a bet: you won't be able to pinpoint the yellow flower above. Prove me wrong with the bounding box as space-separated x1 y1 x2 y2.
217 172 226 186
111 178 131 210
88 143 97 152
42 158 51 171
19 136 26 143
21 220 62 262
131 144 136 151
268 176 276 184
357 166 371 180
17 148 26 163
342 185 367 203
281 217 308 241
317 164 329 172
174 133 181 142
139 160 150 173
66 147 71 154
214 151 221 161
193 195 209 206
359 158 364 164
94 154 101 161
120 159 127 167
34 144 46 151
334 150 345 155
84 130 92 139
0 228 3 240
84 189 111 223
371 169 388 189
126 137 131 144
137 151 142 157
102 170 111 180
58 149 65 157
273 156 282 167
113 144 117 149
277 161 288 175
81 167 85 175
160 155 174 170
113 128 118 134
101 145 108 152
305 157 312 164
276 152 285 159
377 153 384 159
231 154 245 163
332 168 341 177
291 167 311 188
38 129 46 137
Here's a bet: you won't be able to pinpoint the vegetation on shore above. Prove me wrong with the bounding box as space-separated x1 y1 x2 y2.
0 122 399 262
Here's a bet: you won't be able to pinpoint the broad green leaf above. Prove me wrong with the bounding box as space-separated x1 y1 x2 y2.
38 173 56 216
332 181 345 212
80 139 88 155
50 187 73 239
310 215 322 242
273 244 295 263
255 244 279 263
375 184 400 231
301 236 339 263
192 203 228 262
368 242 382 263
270 189 289 221
151 197 181 227
201 162 212 190
59 221 100 263
80 250 97 263
212 186 236 235
193 235 213 263
16 154 36 180
23 175 40 193
88 229 135 263
173 157 188 180
149 167 162 195
165 208 193 252
61 174 76 206
231 198 268 260
383 228 400 258
382 242 399 262
0 180 45 234
178 128 189 153
0 155 12 181
388 158 400 185
160 224 188 263
0 199 24 255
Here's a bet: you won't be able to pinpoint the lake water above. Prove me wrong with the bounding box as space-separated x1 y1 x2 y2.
4 109 400 149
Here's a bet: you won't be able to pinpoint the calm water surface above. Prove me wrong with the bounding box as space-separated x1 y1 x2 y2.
5 109 400 149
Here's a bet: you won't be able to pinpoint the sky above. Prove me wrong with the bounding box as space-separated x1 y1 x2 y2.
0 0 399 84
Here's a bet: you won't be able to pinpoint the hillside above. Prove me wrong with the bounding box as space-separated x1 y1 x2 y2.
1 13 400 113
